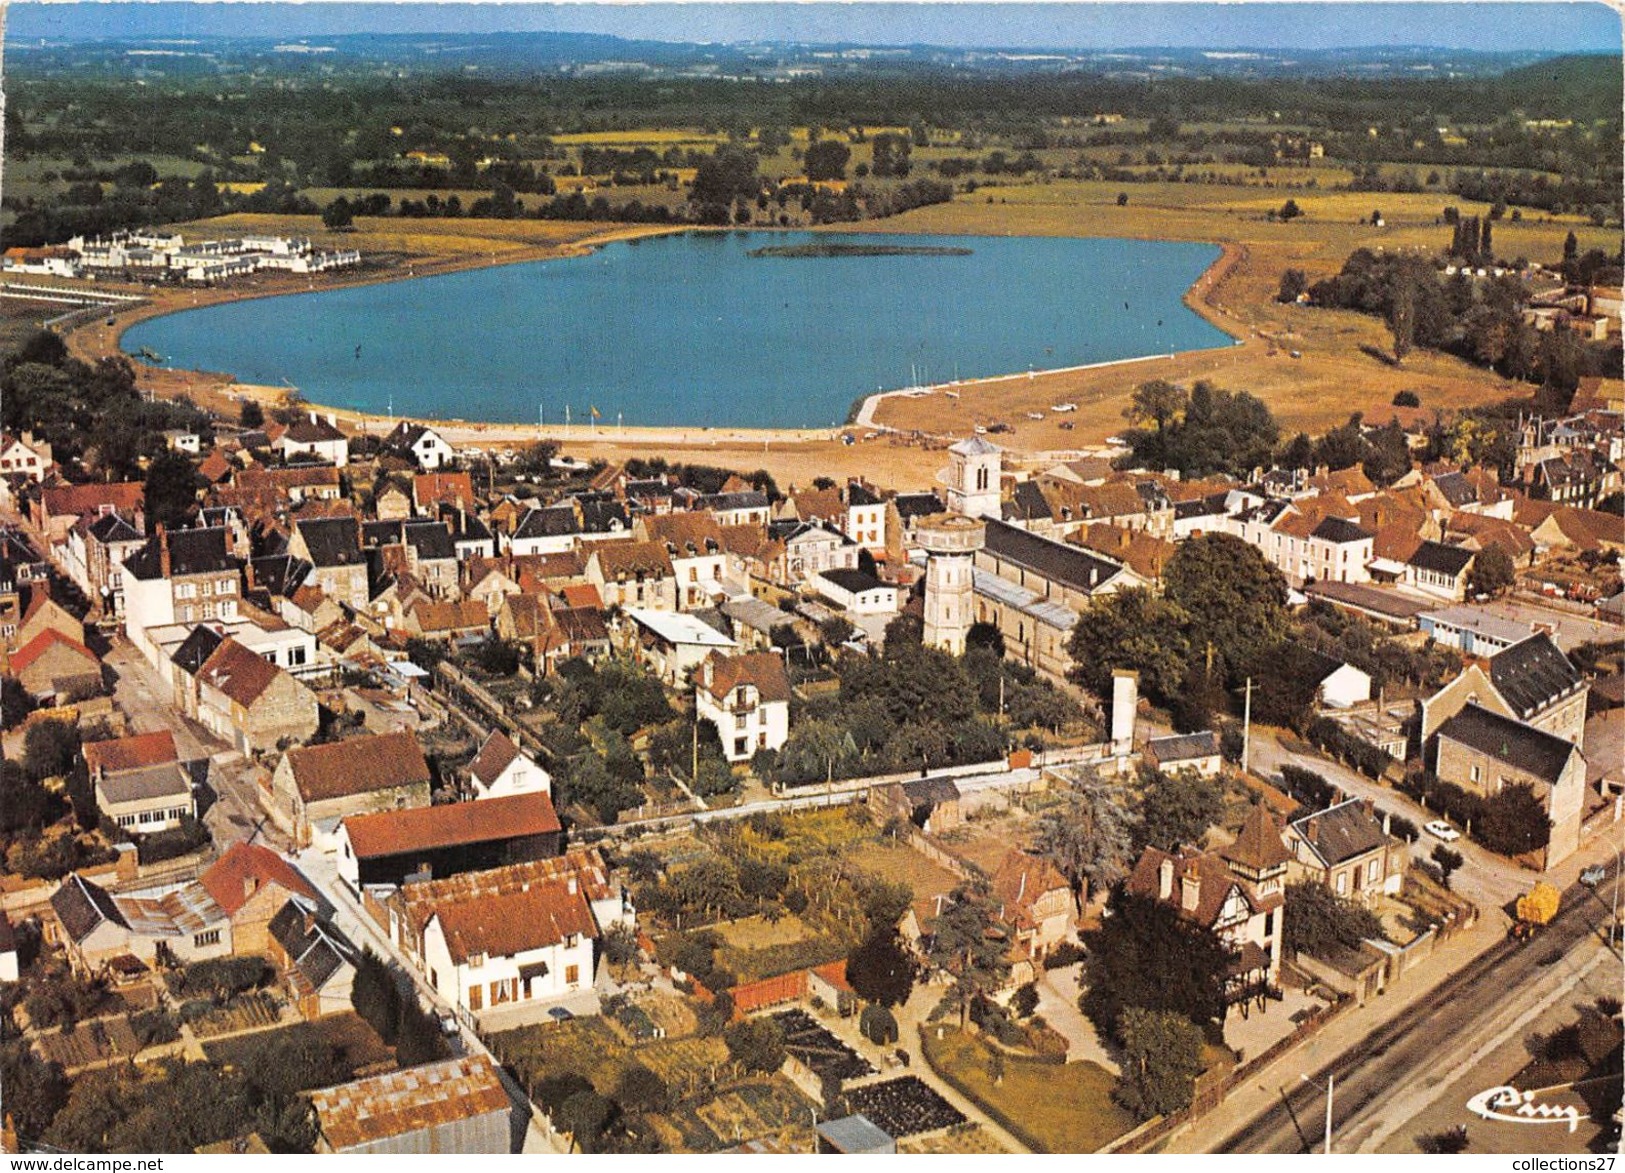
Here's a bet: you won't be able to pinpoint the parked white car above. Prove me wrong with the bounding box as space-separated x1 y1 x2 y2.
1424 820 1461 843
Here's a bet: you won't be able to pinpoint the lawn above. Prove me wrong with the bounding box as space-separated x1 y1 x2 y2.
920 1026 1136 1154
851 839 963 905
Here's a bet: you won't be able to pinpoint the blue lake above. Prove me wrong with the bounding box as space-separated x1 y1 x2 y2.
123 231 1234 429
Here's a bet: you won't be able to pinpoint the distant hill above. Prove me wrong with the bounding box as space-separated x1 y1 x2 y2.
1491 54 1624 122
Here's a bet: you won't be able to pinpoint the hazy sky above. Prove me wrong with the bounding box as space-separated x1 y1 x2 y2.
9 1 1622 52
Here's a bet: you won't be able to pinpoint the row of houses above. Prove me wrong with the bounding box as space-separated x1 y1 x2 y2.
3 230 361 283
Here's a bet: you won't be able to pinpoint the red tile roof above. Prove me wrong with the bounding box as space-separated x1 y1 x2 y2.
342 792 560 860
199 842 321 915
700 651 792 704
285 732 432 803
40 482 143 521
84 730 179 776
197 637 284 708
431 875 595 963
467 730 521 787
9 627 99 675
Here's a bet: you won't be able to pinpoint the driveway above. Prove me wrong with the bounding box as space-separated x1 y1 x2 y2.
1033 963 1118 1073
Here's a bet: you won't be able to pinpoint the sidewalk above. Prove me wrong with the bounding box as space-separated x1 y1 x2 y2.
1153 911 1505 1152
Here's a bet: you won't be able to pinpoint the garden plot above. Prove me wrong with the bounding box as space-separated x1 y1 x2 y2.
769 1009 875 1082
844 1076 966 1137
689 1080 819 1151
181 991 282 1038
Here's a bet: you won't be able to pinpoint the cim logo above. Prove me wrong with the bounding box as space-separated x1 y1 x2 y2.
1465 1086 1585 1133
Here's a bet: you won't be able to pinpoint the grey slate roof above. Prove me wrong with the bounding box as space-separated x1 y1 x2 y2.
172 625 225 677
1147 731 1220 762
297 517 364 568
251 554 311 598
1408 540 1475 577
97 762 192 807
1312 517 1375 545
1435 703 1577 784
513 505 578 541
267 898 354 991
891 491 945 520
820 567 886 594
125 527 235 580
1431 471 1477 508
696 490 769 513
903 777 961 806
87 512 143 544
51 873 126 942
982 518 1125 595
1490 634 1584 719
402 521 456 561
1288 798 1391 867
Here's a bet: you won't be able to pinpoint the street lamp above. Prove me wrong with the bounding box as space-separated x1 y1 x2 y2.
1302 1073 1333 1154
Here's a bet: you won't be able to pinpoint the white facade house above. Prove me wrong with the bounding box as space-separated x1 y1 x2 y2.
387 423 456 471
622 607 737 685
275 413 350 468
466 730 552 800
0 431 53 482
695 651 792 763
812 568 898 615
844 482 887 551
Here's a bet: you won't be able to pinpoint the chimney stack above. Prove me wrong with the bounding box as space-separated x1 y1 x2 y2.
1111 670 1138 765
1180 868 1201 913
1158 857 1174 901
157 523 171 579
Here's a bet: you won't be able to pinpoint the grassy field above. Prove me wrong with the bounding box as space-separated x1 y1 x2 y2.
920 1026 1136 1153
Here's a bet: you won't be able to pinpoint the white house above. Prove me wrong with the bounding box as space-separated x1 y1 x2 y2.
844 482 887 551
622 607 736 685
466 730 552 800
0 431 53 482
811 568 898 615
386 422 456 471
695 651 792 763
275 413 350 468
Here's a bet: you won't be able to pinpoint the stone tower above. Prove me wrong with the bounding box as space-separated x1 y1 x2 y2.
944 436 1002 519
918 513 986 656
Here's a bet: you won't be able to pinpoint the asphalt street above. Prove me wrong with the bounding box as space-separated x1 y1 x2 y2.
1215 873 1624 1154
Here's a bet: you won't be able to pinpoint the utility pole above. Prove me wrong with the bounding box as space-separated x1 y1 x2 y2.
1302 1073 1333 1154
1242 677 1253 776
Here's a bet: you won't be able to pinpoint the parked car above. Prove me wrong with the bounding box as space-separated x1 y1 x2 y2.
1580 864 1607 887
1424 820 1461 842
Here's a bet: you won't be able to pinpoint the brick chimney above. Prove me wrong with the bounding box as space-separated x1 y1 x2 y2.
1306 817 1320 843
157 523 171 578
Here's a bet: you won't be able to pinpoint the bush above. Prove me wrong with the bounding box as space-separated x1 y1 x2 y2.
1281 764 1339 813
1383 811 1419 842
1011 983 1040 1019
724 1018 786 1073
1392 390 1421 408
167 957 271 1001
860 1004 899 1045
613 1062 670 1113
136 817 211 864
1307 717 1394 780
1043 942 1086 970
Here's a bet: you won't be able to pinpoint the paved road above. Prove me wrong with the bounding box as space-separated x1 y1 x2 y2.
1214 874 1623 1154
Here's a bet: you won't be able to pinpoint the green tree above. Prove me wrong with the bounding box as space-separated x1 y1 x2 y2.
24 719 80 782
804 140 852 181
321 197 354 229
613 1063 670 1114
1114 1006 1205 1120
1279 199 1303 221
143 449 203 530
1034 775 1136 902
238 398 265 428
859 1003 900 1044
1067 588 1191 703
558 1089 617 1153
724 1017 786 1073
1277 268 1308 302
1431 845 1464 889
1477 782 1551 856
1282 882 1385 958
1164 534 1289 687
1082 892 1234 1039
2 676 38 732
1137 767 1224 852
847 927 917 1007
1468 544 1517 597
927 886 1011 1027
0 1041 69 1143
1125 379 1187 433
